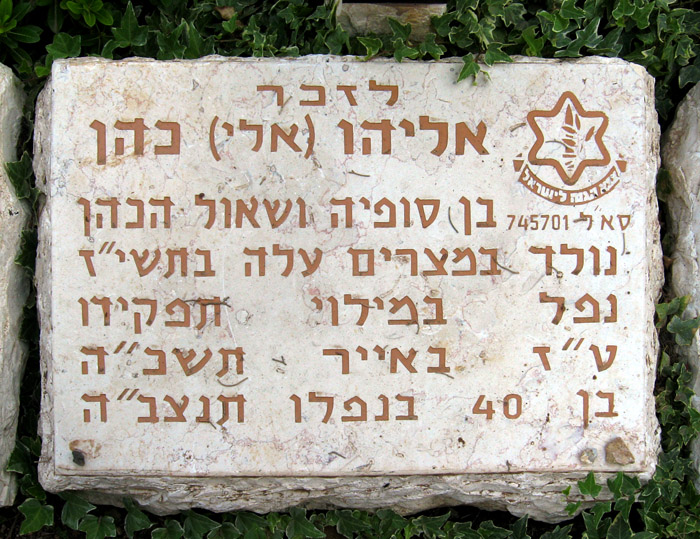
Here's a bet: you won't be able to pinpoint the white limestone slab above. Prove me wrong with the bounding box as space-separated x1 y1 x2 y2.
662 82 700 487
34 56 661 522
0 63 28 506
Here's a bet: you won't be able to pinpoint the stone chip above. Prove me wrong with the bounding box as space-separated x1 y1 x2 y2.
605 437 635 466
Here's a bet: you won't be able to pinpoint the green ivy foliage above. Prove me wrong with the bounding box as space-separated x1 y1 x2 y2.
0 0 697 118
2 0 700 537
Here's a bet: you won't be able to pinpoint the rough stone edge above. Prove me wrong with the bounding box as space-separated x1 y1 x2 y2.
0 63 27 506
662 83 700 487
43 53 651 70
34 56 662 524
640 62 663 476
34 70 55 506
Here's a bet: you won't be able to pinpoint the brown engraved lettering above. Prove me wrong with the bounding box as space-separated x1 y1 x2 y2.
341 396 367 422
154 121 181 155
396 394 417 420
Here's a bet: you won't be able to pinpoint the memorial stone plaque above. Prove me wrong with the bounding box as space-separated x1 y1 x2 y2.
0 62 27 506
35 56 661 521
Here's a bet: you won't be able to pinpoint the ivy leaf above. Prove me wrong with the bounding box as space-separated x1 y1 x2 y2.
500 2 527 26
579 471 603 497
221 14 240 34
431 12 455 37
156 20 187 60
619 474 640 497
184 22 214 59
680 58 700 88
59 492 95 530
6 438 33 475
207 522 241 539
112 1 148 48
591 501 612 524
21 436 40 457
565 502 581 516
484 42 512 66
522 26 544 56
659 479 682 502
266 512 288 535
324 26 348 55
582 501 612 537
614 496 635 523
668 314 700 346
630 2 654 30
590 27 623 57
605 514 632 539
418 33 446 60
183 510 219 539
560 0 586 20
83 11 96 27
285 507 324 539
152 519 185 539
393 40 419 62
335 510 372 538
388 17 411 41
511 515 530 539
413 513 450 538
234 512 268 539
448 24 475 49
124 497 152 538
100 39 118 59
447 522 479 538
538 10 571 34
8 25 41 43
18 498 54 535
5 152 35 205
19 474 46 501
612 0 635 20
540 524 573 539
376 508 408 536
15 230 37 274
357 36 382 58
0 0 11 21
476 520 510 539
46 32 81 59
96 8 113 26
78 515 117 539
555 16 603 57
457 53 480 82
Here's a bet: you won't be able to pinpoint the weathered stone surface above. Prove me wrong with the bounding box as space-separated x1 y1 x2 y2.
0 63 28 506
34 56 661 523
663 82 700 488
336 1 446 41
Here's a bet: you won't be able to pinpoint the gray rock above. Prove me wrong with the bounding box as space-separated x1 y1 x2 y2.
663 83 700 489
0 63 28 506
336 1 446 41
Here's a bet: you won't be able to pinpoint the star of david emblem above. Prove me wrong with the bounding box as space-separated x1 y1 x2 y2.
526 91 611 186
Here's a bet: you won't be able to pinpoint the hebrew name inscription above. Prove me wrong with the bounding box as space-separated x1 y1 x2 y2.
35 57 661 516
